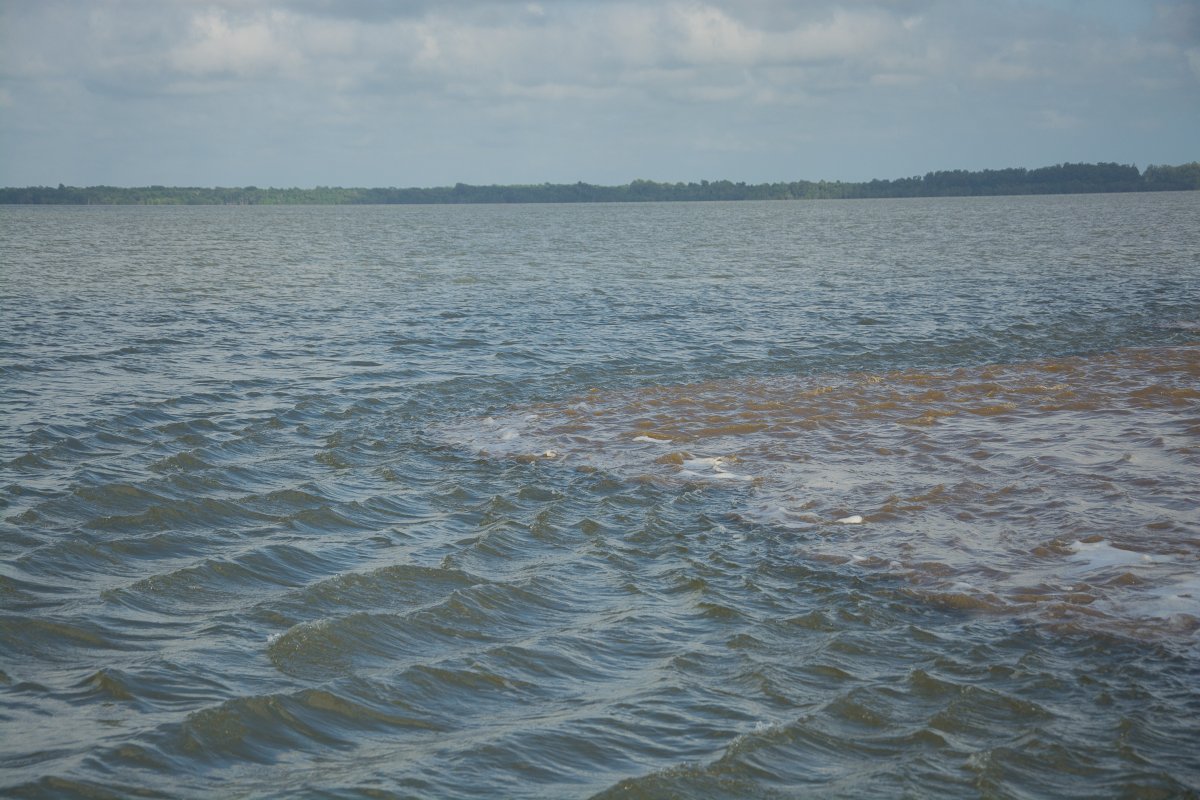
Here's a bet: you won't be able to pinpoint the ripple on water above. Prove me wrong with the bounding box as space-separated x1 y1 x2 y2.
3 199 1199 798
101 543 337 617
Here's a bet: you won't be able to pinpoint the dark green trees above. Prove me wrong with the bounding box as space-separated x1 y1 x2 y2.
2 162 1196 204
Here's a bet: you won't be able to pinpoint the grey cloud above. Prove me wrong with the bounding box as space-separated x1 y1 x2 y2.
1152 0 1200 46
286 0 434 22
0 0 1195 187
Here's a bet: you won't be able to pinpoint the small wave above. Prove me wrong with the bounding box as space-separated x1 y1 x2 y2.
265 563 485 623
168 686 443 765
266 577 575 680
0 614 153 660
106 544 331 613
85 497 273 534
147 451 215 473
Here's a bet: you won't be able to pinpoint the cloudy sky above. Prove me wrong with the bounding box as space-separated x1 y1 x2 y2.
1 0 1197 188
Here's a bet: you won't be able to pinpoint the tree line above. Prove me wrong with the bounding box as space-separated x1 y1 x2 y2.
2 162 1197 205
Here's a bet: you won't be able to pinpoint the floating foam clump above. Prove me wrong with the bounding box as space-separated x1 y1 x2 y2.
678 455 752 482
1066 540 1153 572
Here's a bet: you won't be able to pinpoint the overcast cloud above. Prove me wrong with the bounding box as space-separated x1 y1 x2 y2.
1 0 1196 187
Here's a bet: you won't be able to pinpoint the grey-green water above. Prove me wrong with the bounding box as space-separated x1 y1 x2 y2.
2 194 1199 798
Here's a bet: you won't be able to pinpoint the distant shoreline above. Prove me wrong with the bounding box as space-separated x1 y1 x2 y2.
2 161 1197 205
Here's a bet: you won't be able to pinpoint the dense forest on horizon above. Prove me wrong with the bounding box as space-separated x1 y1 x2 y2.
2 161 1197 205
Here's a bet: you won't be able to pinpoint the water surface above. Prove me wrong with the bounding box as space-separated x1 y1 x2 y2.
2 194 1199 798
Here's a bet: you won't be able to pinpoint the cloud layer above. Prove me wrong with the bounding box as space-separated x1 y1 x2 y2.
1 0 1196 186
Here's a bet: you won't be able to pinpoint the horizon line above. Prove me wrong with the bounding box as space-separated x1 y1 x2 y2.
7 159 1199 192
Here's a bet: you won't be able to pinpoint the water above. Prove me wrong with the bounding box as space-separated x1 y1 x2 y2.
2 194 1198 798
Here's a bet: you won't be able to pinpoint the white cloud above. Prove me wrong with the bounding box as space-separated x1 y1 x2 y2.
669 4 766 65
170 10 302 77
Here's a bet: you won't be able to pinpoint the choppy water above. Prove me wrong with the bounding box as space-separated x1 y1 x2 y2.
2 194 1198 799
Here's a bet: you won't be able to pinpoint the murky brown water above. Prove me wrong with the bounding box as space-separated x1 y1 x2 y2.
449 345 1200 639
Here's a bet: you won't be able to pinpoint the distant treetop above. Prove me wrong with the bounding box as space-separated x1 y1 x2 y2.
2 161 1197 205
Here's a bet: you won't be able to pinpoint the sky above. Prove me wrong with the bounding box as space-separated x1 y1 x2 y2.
0 0 1197 188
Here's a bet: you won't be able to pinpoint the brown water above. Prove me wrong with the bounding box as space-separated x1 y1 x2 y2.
450 345 1200 641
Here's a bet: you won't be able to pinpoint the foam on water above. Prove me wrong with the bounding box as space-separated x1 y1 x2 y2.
1065 539 1155 572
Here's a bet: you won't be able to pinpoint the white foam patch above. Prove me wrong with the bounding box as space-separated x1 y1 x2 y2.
1132 576 1200 620
759 506 819 529
678 456 752 482
1091 574 1200 625
711 471 753 481
678 469 752 481
1060 541 1200 624
633 435 671 443
682 457 727 471
1066 540 1154 572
